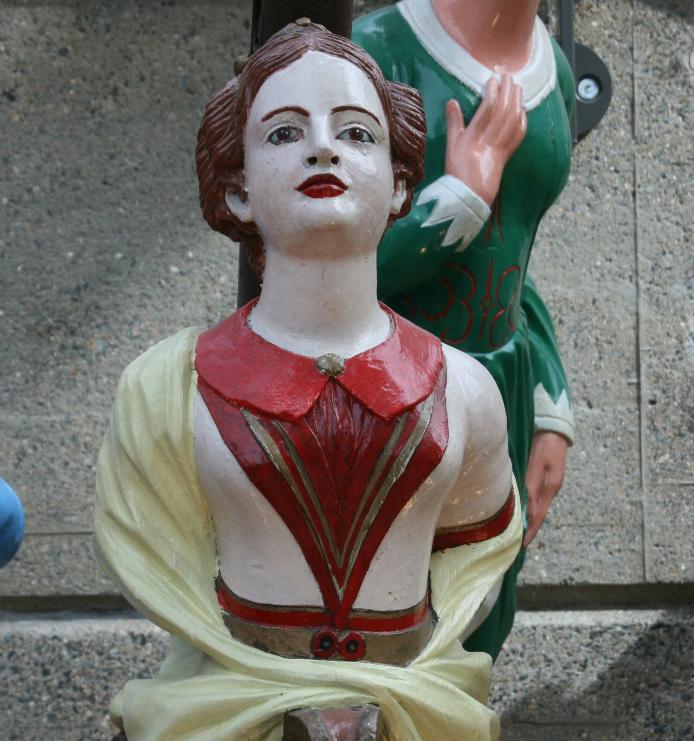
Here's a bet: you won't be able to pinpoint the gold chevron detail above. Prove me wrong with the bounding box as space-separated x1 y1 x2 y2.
241 408 342 596
344 393 435 586
243 391 434 598
272 420 341 564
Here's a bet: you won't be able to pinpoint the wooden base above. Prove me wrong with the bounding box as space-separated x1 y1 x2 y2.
283 705 383 741
113 705 384 740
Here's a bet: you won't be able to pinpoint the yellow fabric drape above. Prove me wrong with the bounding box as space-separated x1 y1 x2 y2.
95 327 522 741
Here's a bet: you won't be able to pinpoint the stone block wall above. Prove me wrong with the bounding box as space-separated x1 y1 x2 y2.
2 0 691 608
1 1 692 738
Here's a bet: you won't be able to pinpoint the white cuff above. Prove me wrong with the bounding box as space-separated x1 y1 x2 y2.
417 174 490 250
533 385 576 445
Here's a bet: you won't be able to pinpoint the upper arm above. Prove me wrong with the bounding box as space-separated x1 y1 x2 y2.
434 350 513 549
377 200 459 299
378 178 491 300
98 328 200 494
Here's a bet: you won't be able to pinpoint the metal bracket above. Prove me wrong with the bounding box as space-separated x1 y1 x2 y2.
250 0 353 50
557 0 612 143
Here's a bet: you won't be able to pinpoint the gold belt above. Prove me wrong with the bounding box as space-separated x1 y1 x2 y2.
217 578 434 666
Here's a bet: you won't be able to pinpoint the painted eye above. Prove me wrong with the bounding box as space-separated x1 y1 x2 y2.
337 126 375 144
267 126 303 145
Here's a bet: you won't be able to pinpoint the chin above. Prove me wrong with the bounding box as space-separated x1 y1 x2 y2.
293 200 360 233
261 196 390 253
308 195 389 228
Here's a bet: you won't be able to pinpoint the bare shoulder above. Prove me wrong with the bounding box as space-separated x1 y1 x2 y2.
442 344 507 437
436 345 512 532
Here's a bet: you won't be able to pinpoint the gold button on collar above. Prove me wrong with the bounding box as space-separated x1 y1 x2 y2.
316 353 345 377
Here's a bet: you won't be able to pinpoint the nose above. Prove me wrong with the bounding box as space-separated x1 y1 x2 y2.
305 121 339 167
306 153 340 167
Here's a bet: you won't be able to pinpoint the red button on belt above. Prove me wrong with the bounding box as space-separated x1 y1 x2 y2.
310 629 367 660
310 629 339 659
339 631 366 660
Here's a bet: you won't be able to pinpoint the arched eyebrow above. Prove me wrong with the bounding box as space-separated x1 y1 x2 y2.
331 105 382 127
261 106 309 121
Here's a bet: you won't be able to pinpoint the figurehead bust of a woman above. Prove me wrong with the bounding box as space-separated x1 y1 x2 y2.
96 23 521 740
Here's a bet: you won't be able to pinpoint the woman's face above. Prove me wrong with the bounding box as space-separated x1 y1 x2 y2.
228 51 405 259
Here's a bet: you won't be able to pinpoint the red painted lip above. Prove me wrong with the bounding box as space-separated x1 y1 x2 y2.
297 174 347 199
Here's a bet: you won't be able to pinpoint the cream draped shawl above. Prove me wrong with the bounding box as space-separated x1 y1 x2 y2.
95 327 522 741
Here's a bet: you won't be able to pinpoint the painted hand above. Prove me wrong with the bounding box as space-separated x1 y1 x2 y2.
444 73 527 206
523 431 569 547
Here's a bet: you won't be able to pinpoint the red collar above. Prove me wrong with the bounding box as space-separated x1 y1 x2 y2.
195 301 443 421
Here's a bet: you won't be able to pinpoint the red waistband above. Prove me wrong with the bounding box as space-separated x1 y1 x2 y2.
432 488 515 551
216 578 430 633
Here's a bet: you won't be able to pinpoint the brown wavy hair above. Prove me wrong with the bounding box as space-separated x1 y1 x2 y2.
195 22 427 277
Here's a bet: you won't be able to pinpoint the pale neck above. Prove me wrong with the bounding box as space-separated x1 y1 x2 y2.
249 247 391 359
431 0 540 73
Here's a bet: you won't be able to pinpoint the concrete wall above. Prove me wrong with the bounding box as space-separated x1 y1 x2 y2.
2 0 691 607
1 0 692 738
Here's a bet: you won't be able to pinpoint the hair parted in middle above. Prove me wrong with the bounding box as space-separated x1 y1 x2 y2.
195 21 427 278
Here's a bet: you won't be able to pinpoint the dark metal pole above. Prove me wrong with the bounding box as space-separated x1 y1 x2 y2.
237 0 354 307
556 0 612 144
556 0 577 143
251 0 353 49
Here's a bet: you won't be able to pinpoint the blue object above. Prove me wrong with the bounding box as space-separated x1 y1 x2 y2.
0 478 24 568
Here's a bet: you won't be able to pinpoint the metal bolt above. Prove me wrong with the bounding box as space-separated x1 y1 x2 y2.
577 76 600 101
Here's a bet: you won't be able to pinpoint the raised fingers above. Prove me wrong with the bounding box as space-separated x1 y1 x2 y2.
445 98 465 136
498 72 514 113
470 76 499 133
486 73 514 138
499 82 527 150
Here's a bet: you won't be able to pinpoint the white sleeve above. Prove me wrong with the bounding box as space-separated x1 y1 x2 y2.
417 174 491 250
533 384 576 444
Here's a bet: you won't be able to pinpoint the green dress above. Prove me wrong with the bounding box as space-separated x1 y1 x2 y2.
353 0 576 659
